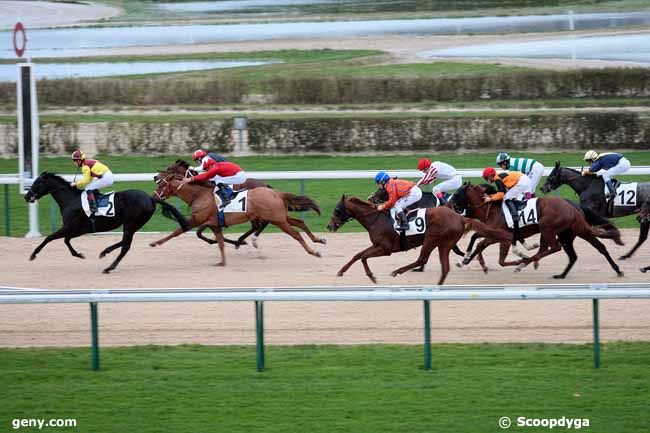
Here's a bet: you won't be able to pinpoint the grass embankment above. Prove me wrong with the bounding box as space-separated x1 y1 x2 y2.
1 343 649 433
1 152 649 237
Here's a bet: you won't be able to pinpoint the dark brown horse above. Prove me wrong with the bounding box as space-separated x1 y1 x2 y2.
152 171 325 266
327 195 511 285
450 183 624 278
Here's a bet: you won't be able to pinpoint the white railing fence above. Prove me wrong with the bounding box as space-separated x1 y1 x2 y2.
2 283 649 372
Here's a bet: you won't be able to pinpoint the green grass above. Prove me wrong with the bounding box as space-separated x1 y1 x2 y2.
1 152 649 237
1 342 649 433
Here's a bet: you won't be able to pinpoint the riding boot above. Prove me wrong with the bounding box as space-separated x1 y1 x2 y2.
396 211 409 231
435 192 448 205
217 184 232 209
605 180 616 199
505 200 522 246
87 190 98 214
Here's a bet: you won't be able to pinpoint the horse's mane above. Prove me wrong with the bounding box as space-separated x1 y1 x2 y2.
348 197 375 208
41 172 73 189
557 163 581 174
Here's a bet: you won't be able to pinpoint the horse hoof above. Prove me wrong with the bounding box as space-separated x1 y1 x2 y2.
482 267 489 274
369 276 377 284
102 268 112 274
411 268 424 273
318 238 327 245
552 274 565 279
640 268 648 274
456 262 463 268
149 242 157 248
29 254 36 261
336 272 344 277
618 271 625 277
76 253 85 260
390 271 399 277
213 262 225 267
533 261 539 270
313 251 322 258
619 255 630 261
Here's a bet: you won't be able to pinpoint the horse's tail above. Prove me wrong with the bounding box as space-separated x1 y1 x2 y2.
152 197 190 232
282 193 321 216
572 210 624 246
462 217 511 243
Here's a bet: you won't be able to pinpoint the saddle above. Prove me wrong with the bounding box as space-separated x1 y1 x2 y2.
81 191 116 218
511 199 527 212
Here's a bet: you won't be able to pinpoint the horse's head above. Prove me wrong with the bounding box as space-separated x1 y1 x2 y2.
154 171 183 200
24 172 69 203
327 195 353 232
165 160 195 178
541 161 563 194
367 187 388 204
449 182 489 214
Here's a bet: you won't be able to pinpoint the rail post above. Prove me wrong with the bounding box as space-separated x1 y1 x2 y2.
299 179 306 220
255 300 265 372
592 299 600 368
423 300 432 371
90 302 100 371
3 184 9 236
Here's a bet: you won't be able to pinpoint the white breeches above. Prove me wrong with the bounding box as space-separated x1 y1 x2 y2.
84 171 113 190
210 171 247 186
527 162 544 193
432 175 463 194
394 186 423 213
601 158 631 182
504 176 531 201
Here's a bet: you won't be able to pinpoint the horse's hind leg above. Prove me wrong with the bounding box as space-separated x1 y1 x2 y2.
436 244 453 285
581 234 624 277
287 216 326 244
273 221 321 257
641 266 650 273
620 220 649 260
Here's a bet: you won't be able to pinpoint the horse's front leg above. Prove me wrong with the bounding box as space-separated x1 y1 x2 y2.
207 225 227 266
29 226 71 261
338 244 388 284
620 220 649 260
64 235 85 259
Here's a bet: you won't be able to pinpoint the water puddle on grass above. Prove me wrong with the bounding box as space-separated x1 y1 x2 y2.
419 33 650 65
0 60 276 82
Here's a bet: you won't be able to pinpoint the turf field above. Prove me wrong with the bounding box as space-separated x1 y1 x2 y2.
1 151 648 236
1 343 649 433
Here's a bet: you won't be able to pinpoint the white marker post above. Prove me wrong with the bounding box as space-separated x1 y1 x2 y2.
15 22 41 237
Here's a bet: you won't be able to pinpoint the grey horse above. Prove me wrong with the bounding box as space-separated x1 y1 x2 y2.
541 161 650 264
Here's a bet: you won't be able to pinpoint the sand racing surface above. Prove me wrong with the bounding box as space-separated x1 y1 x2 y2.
1 230 649 347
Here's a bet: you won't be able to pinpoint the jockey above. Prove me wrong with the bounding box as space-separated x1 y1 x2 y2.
180 158 246 209
582 150 631 198
190 149 227 173
482 167 531 245
415 158 462 204
495 152 544 198
374 171 422 231
70 150 113 214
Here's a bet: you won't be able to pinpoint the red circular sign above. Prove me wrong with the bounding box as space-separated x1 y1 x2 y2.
13 22 27 58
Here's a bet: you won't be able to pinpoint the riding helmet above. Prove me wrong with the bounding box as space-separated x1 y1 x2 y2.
374 171 390 184
193 149 207 162
417 158 431 171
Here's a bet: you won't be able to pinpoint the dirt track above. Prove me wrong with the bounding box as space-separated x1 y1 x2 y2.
1 230 649 347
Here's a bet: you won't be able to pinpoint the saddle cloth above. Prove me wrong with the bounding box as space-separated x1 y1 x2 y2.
608 182 638 207
81 191 116 217
502 198 539 229
214 190 249 213
390 208 427 235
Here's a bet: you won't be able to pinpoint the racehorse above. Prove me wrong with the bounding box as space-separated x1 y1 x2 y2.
450 183 623 278
327 195 512 284
164 160 270 248
151 171 325 266
541 161 650 260
368 187 468 268
24 172 189 273
640 201 650 273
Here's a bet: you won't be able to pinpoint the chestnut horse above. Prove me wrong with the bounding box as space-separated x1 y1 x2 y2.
165 160 270 248
151 171 325 265
327 195 511 285
450 183 624 278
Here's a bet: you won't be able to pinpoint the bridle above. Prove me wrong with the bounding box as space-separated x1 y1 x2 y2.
154 172 180 200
